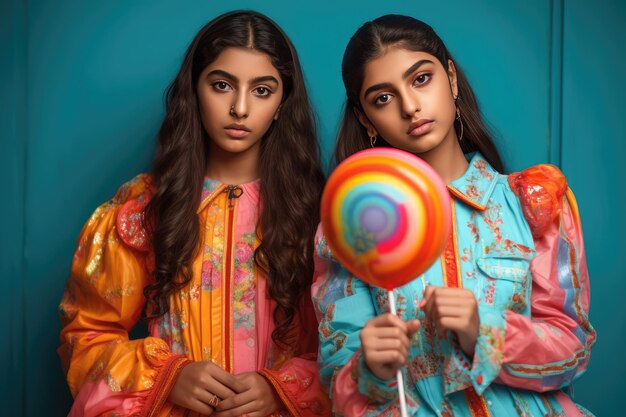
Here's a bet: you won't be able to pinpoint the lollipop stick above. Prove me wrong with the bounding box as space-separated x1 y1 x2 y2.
387 290 408 417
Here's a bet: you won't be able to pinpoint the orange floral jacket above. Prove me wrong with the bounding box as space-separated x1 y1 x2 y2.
59 174 330 417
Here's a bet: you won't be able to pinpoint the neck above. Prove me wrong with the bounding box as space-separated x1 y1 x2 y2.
418 128 468 184
205 142 261 185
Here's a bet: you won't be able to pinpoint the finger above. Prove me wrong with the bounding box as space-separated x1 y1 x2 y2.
423 291 471 317
210 367 246 393
434 305 467 318
201 380 237 402
214 400 258 417
422 287 475 307
421 286 441 313
366 349 408 367
432 291 477 304
370 313 409 331
216 389 255 412
420 285 438 306
422 296 439 322
406 319 421 335
438 316 470 333
188 399 215 416
364 325 413 341
365 338 409 357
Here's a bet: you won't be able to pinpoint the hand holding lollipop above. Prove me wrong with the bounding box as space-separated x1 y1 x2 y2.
321 148 451 417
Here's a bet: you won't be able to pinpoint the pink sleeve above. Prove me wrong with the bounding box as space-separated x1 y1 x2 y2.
258 296 331 417
497 188 596 391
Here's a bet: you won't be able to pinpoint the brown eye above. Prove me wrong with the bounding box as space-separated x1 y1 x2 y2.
374 94 393 106
413 73 432 86
253 86 271 97
212 81 232 92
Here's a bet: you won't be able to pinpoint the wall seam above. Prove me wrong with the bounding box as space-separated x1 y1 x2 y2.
20 0 29 414
549 0 564 167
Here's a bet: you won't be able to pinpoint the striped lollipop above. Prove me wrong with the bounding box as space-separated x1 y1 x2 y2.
321 148 451 290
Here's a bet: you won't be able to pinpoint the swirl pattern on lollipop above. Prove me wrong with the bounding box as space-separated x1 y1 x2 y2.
321 148 451 290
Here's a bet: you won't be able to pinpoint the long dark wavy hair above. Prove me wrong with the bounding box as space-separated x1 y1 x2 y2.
143 10 325 348
336 14 504 173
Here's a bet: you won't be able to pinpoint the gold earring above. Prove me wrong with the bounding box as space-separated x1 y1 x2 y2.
456 107 464 142
369 135 377 148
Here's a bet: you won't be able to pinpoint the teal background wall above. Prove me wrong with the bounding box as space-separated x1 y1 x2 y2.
2 0 624 415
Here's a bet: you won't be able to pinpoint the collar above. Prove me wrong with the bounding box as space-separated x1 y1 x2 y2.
447 153 500 211
198 177 261 213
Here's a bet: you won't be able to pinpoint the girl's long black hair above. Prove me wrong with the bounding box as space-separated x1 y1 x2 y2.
144 10 325 347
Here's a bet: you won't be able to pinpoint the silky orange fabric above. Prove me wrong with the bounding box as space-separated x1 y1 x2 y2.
59 174 330 417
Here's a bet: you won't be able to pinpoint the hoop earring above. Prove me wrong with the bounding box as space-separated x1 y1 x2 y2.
455 107 464 142
369 135 377 148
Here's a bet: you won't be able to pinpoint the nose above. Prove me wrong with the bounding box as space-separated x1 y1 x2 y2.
230 92 249 118
400 90 421 118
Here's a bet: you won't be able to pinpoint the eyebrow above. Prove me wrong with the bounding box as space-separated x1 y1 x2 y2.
402 59 434 79
207 70 279 85
363 59 434 99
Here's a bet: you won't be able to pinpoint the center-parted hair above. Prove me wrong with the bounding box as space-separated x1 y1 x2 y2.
336 14 504 173
144 10 325 348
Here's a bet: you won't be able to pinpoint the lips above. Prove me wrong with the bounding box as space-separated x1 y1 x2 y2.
407 119 434 136
224 123 251 138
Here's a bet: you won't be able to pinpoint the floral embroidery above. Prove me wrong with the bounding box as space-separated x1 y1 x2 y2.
482 202 503 245
407 348 445 380
233 233 256 330
477 324 504 365
202 346 212 362
202 178 222 201
85 248 103 279
104 286 135 302
473 158 494 181
443 343 473 394
484 278 496 306
155 310 189 356
201 247 222 291
467 212 480 243
313 154 594 416
512 390 533 417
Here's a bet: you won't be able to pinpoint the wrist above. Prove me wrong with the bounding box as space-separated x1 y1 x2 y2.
457 332 477 357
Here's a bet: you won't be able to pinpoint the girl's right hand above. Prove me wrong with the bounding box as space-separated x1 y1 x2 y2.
168 361 244 415
360 313 421 380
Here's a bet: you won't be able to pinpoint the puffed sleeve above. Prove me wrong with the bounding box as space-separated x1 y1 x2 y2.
311 225 419 416
487 164 596 392
58 174 190 417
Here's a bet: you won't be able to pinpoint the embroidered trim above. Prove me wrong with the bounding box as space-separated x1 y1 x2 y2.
464 387 491 417
504 349 587 376
258 369 301 417
197 184 228 213
441 200 491 417
140 355 191 417
441 200 462 288
448 185 487 211
223 191 239 372
117 198 151 252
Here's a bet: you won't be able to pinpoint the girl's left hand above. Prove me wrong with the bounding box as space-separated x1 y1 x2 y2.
214 372 279 417
419 286 480 357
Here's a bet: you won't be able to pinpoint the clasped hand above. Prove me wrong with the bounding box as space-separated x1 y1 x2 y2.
361 286 479 380
168 362 279 416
